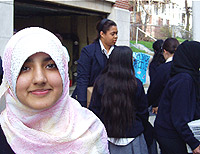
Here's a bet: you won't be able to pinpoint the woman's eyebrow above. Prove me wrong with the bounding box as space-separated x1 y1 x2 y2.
24 56 53 63
43 56 53 62
24 58 32 63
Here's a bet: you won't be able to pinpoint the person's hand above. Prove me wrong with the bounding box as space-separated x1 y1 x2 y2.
193 145 200 154
152 107 158 114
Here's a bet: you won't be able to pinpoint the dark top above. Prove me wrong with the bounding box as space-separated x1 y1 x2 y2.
147 61 172 107
89 78 149 138
154 73 200 150
149 60 160 82
72 41 109 107
0 57 3 85
149 54 165 82
0 126 14 154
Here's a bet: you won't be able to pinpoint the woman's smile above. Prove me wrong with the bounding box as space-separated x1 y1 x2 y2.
30 89 51 96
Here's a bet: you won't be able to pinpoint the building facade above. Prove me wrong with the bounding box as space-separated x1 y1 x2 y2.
129 0 192 40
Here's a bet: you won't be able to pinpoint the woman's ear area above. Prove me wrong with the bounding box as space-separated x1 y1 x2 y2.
100 31 104 38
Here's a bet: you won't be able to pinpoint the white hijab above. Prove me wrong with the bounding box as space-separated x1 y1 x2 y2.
0 27 109 154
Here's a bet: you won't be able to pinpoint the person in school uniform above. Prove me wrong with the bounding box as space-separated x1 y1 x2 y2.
147 38 179 114
149 39 165 82
72 18 118 107
154 40 200 154
89 46 149 154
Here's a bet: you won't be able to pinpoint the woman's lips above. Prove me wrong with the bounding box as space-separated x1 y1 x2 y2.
31 89 50 95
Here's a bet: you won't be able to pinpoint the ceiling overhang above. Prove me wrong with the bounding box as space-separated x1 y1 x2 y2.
15 0 113 17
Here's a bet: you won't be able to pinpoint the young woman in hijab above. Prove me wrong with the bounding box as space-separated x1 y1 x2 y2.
147 38 179 114
149 39 165 82
154 40 200 154
72 18 118 107
0 27 109 154
89 46 149 154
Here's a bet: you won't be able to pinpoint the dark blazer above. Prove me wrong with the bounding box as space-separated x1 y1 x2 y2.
149 60 159 82
0 126 14 154
89 78 149 138
149 54 165 82
72 41 110 107
147 61 172 107
0 57 3 85
155 73 200 150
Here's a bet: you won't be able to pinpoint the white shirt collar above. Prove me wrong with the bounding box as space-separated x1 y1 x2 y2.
165 56 173 63
99 39 114 59
108 137 134 146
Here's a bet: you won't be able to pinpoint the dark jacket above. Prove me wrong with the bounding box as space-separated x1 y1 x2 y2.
155 73 200 150
149 53 165 82
147 61 172 107
89 78 149 138
0 126 14 154
0 57 3 85
72 41 111 107
149 60 160 82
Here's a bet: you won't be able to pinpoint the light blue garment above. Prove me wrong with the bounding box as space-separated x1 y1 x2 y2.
132 52 150 84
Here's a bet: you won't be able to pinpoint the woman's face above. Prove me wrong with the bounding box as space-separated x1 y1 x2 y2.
101 26 118 47
16 52 63 110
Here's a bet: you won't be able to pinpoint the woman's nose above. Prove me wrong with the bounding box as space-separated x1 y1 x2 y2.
32 67 47 85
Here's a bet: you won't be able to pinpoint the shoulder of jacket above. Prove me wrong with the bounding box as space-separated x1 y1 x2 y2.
175 73 193 81
84 41 99 50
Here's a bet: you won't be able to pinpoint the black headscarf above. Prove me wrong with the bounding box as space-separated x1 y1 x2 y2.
171 40 200 101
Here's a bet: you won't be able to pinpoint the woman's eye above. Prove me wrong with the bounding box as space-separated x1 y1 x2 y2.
20 66 30 72
46 63 57 69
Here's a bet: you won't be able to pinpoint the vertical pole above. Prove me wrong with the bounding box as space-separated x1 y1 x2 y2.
136 27 138 44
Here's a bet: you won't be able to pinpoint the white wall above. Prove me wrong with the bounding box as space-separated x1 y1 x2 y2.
0 0 13 112
108 7 130 46
192 1 200 42
0 0 13 57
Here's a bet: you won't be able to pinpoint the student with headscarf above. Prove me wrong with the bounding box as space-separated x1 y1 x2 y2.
147 38 179 114
89 46 149 154
72 18 118 107
154 41 200 154
0 27 109 154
